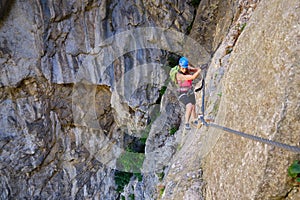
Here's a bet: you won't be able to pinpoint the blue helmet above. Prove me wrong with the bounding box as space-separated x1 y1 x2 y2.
179 57 188 68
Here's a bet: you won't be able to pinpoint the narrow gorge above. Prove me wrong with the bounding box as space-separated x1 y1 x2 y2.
0 0 299 199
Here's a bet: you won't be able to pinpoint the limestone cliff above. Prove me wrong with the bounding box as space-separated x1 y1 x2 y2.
0 0 201 199
202 0 300 199
0 0 299 200
161 0 300 199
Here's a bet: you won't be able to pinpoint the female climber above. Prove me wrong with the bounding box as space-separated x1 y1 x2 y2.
176 57 201 130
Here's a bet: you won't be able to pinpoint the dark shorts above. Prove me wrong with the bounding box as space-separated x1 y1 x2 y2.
178 90 196 106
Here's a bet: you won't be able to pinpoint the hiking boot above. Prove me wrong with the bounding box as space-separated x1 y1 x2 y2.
192 120 198 126
185 123 191 130
191 120 201 129
198 114 204 121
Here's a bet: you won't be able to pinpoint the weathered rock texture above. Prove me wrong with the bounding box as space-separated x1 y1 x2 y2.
158 0 300 199
202 0 300 199
190 0 239 54
0 0 201 199
0 0 299 199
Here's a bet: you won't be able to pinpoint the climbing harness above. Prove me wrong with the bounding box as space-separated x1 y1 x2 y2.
199 72 300 153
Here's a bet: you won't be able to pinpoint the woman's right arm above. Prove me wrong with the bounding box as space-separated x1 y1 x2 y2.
177 69 201 81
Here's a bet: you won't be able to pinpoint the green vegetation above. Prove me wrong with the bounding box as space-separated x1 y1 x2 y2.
115 147 144 193
169 127 178 135
159 188 164 197
158 185 165 198
139 136 147 145
288 160 300 182
135 173 143 181
157 171 165 181
114 75 169 196
117 151 145 172
138 126 150 146
115 171 133 193
159 86 167 96
129 194 135 200
115 170 143 193
240 23 247 32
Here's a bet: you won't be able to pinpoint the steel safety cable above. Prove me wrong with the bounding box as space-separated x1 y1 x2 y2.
197 74 300 153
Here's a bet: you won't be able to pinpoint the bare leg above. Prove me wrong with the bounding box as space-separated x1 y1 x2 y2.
191 104 197 121
185 103 193 123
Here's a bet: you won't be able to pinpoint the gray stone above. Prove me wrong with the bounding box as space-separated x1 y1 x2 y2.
0 0 299 199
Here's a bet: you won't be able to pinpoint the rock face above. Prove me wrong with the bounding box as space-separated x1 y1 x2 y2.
0 0 299 200
157 0 300 199
190 0 240 54
0 0 203 199
202 0 300 199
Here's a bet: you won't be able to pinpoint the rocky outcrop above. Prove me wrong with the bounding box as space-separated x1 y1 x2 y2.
0 0 205 199
1 0 299 199
190 0 238 54
159 0 300 199
202 0 300 199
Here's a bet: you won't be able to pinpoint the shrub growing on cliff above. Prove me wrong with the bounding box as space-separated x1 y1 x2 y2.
169 127 178 135
114 170 142 193
288 160 300 183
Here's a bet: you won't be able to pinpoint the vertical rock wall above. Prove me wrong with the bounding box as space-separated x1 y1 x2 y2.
1 0 298 199
190 0 239 54
0 0 203 199
202 0 300 199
